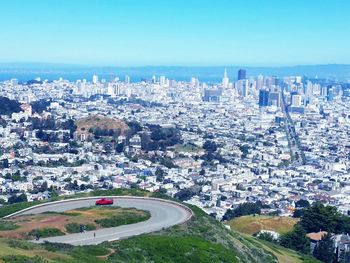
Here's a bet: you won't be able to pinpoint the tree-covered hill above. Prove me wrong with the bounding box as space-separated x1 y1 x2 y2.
0 96 21 116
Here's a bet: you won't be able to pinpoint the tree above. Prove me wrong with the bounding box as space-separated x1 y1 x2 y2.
255 232 278 243
155 168 165 182
293 209 303 218
222 202 261 221
313 233 335 263
280 224 310 254
300 202 343 234
174 188 198 201
295 199 310 208
203 140 217 153
0 97 21 115
8 193 27 204
116 142 124 153
40 181 48 192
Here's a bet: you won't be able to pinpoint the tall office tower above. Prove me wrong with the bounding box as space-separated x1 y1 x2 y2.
259 89 269 107
238 68 246 80
291 94 302 107
222 68 229 88
125 75 130 84
242 79 248 97
107 84 115 96
295 76 302 84
92 74 98 84
257 74 264 90
191 77 199 87
272 76 280 86
160 75 166 86
305 81 313 96
327 85 333 101
151 75 156 84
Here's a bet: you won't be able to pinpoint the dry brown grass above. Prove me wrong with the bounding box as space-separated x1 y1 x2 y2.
227 215 298 235
75 114 129 137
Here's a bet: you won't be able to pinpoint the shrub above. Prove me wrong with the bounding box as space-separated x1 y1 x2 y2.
254 231 278 243
65 223 96 233
7 239 37 250
0 220 18 231
29 228 64 238
1 255 46 263
95 211 150 228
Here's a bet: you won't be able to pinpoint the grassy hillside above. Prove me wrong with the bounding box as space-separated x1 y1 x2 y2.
242 235 320 263
0 189 315 262
227 215 298 235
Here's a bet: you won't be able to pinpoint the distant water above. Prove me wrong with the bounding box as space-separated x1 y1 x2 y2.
1 64 349 83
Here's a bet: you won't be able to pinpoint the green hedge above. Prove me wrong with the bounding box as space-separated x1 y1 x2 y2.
95 211 151 228
65 222 96 233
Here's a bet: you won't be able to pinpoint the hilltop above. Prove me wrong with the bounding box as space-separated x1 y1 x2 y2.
75 115 129 139
0 189 284 263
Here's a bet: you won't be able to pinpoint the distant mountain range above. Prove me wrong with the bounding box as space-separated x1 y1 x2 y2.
0 63 349 83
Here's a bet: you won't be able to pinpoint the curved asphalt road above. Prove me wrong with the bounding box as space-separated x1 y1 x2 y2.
9 197 192 245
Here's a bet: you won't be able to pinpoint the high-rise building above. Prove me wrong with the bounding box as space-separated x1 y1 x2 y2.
291 94 302 107
238 69 246 80
92 74 98 84
222 68 229 88
125 75 130 84
151 75 156 84
160 75 166 86
242 79 248 97
203 88 222 102
257 74 264 90
269 92 281 107
259 90 269 107
327 85 333 101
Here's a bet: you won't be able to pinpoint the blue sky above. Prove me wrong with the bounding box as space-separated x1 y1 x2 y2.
1 0 349 66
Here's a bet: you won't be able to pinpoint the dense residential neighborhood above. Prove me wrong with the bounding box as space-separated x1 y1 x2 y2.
1 71 350 224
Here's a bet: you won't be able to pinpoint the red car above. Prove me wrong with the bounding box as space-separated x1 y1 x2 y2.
95 198 114 205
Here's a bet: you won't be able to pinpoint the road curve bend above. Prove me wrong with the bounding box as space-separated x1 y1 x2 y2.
6 196 193 245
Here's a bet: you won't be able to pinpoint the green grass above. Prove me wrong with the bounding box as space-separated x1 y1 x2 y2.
242 234 321 263
0 220 18 231
0 239 111 263
0 200 43 218
175 143 202 153
1 255 47 263
95 210 151 228
109 235 239 263
0 189 315 263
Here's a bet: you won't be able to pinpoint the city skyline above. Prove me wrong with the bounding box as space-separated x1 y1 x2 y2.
1 0 350 66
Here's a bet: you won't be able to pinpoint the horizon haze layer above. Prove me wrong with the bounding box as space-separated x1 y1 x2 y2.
1 63 350 83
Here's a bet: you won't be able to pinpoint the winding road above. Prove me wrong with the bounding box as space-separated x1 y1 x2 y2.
6 196 193 245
